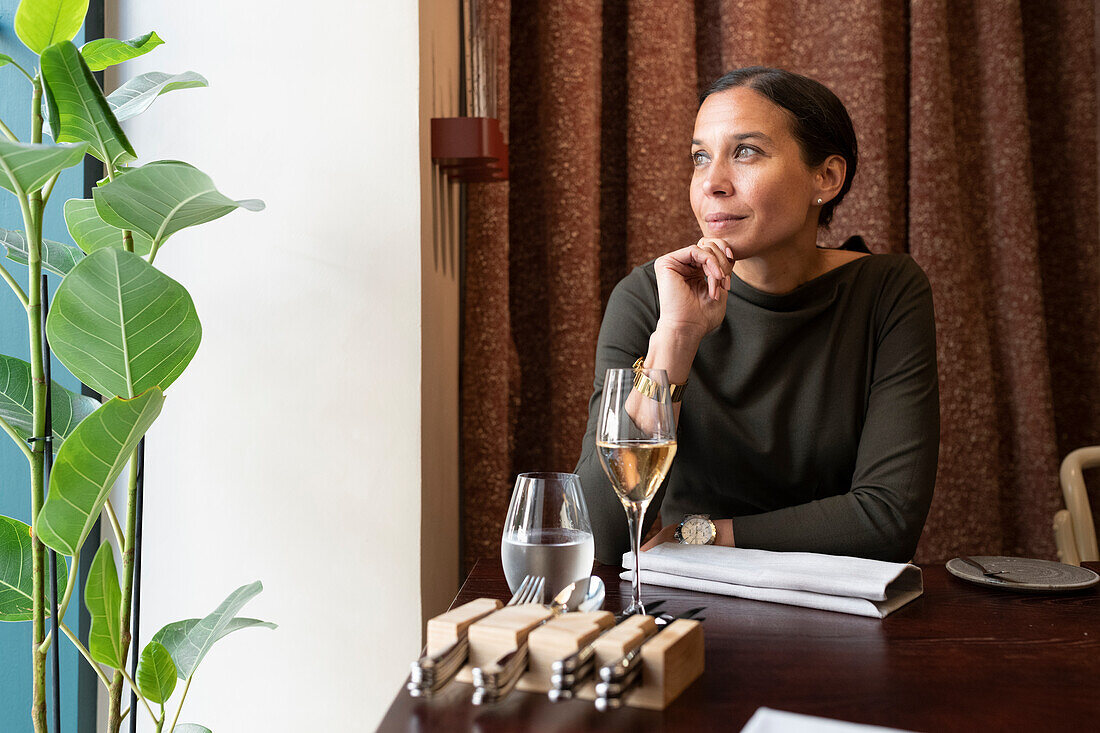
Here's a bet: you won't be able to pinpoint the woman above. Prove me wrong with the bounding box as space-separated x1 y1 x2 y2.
575 67 939 565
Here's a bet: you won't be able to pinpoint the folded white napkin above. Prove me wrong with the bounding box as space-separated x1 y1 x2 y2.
620 544 922 618
741 707 915 733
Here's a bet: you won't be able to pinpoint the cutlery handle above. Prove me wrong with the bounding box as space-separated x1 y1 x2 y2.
550 652 596 691
553 640 596 675
599 642 644 683
407 636 469 696
472 643 528 704
418 637 462 669
958 556 991 574
594 662 643 708
491 646 519 671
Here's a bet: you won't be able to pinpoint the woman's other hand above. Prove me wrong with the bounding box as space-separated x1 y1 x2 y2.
654 238 734 343
641 518 736 550
641 523 679 551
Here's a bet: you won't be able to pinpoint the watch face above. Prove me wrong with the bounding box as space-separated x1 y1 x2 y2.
682 516 714 544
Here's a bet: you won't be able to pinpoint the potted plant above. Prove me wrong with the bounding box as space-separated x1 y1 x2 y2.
0 1 274 731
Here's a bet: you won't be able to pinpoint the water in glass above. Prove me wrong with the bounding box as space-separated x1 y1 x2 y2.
500 472 594 605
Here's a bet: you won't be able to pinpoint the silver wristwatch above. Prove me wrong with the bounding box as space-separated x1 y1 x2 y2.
674 514 716 545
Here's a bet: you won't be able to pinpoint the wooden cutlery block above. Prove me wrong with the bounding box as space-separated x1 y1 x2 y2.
424 599 704 709
518 611 616 692
451 603 553 683
573 615 705 710
425 598 502 655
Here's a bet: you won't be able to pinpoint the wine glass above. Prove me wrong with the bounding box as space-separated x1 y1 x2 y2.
500 472 594 606
596 367 678 615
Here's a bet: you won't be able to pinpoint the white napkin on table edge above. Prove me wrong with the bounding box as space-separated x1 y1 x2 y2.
620 544 923 618
741 707 916 733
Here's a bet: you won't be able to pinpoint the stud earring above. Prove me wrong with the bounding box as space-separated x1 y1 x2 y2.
816 198 823 205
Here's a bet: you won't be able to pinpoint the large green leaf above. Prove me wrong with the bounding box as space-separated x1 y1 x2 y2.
45 248 201 399
0 227 85 275
0 139 89 197
63 199 152 255
41 41 135 166
153 617 276 680
152 582 272 679
80 32 163 72
34 388 164 556
173 725 212 733
14 0 89 54
136 639 176 704
106 71 208 123
0 515 68 622
85 541 123 667
0 353 99 452
93 161 264 259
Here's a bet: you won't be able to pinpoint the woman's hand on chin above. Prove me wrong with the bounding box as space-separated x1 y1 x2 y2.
654 238 734 341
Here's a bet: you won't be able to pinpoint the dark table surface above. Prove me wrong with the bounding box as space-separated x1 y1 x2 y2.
378 559 1100 732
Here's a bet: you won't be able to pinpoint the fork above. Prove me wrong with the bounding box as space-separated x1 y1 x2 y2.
959 556 1019 582
407 575 541 697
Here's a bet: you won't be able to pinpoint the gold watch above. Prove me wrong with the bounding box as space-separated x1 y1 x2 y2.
632 357 686 403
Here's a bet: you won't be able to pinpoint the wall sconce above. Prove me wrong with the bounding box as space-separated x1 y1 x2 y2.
430 116 508 183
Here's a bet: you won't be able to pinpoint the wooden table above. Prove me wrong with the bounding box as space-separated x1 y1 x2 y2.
378 560 1100 732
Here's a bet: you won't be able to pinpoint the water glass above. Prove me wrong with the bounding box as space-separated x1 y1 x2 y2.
500 472 594 605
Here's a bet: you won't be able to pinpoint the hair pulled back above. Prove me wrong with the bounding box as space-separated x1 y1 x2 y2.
701 67 858 227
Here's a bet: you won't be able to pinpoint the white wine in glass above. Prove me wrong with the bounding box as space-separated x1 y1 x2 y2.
596 367 678 615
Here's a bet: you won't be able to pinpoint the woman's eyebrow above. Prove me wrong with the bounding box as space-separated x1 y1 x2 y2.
692 131 775 146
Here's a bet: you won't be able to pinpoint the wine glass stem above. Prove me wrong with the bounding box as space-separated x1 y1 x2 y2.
627 501 646 613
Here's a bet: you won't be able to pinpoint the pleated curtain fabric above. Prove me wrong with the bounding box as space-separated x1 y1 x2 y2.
460 0 1099 571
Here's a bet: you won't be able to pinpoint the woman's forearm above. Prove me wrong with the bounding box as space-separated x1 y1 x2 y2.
715 518 735 547
643 321 704 422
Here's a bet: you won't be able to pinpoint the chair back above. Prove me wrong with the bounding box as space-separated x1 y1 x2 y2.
1054 446 1100 565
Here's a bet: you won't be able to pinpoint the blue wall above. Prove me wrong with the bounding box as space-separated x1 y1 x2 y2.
1 2 100 730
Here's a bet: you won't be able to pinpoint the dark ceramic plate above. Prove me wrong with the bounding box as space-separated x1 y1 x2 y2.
946 556 1099 592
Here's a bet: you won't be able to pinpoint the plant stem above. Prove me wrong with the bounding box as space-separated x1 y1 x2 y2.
0 414 34 460
0 116 17 141
105 498 125 548
111 449 142 733
0 262 30 308
60 622 112 691
4 58 34 82
169 675 193 733
119 666 158 724
38 549 80 653
108 670 124 732
27 72 48 733
104 161 135 255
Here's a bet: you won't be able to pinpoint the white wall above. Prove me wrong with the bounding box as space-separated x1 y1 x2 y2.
106 2 424 730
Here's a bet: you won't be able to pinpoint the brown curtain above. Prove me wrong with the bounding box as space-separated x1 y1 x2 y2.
460 0 1100 571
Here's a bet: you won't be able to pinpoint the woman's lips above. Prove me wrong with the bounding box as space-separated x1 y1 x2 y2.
704 213 747 231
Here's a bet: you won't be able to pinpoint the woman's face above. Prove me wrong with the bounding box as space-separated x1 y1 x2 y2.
689 86 821 259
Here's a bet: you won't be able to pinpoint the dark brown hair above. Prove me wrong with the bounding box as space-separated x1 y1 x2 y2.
701 67 858 227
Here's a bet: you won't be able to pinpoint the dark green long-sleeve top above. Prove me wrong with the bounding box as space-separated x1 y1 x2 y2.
575 251 939 564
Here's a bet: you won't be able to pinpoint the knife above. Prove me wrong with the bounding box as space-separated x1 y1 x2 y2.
548 606 702 701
